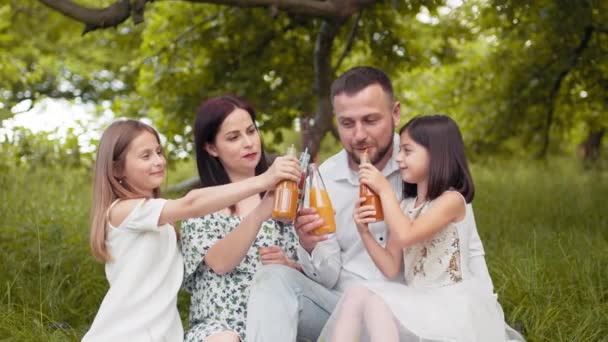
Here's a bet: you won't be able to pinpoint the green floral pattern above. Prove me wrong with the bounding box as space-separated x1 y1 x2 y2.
180 213 299 341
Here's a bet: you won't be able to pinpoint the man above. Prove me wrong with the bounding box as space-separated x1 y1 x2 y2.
246 66 493 341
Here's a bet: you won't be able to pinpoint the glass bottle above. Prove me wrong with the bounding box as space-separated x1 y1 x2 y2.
272 145 299 222
359 149 384 221
296 148 310 211
307 163 336 235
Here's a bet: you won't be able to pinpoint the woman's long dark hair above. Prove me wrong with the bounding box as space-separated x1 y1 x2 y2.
193 95 268 213
400 115 475 203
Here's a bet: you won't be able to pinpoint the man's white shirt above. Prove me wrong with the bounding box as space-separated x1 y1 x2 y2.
296 134 494 293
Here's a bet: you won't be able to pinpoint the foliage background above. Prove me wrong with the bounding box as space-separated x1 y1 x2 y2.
1 0 607 341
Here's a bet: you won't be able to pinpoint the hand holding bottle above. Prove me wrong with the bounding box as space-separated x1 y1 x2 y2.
272 145 302 222
261 154 301 190
295 207 328 253
358 163 391 198
353 197 377 234
358 149 385 222
306 163 336 235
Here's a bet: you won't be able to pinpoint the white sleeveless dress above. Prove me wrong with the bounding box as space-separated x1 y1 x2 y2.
319 195 526 341
82 198 184 342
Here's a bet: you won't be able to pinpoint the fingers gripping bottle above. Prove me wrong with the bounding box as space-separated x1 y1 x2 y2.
359 149 384 221
307 163 336 235
272 145 299 222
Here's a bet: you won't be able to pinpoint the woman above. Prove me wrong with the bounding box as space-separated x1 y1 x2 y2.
180 95 302 342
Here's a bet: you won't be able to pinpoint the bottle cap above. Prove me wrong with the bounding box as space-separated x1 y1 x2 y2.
286 144 297 157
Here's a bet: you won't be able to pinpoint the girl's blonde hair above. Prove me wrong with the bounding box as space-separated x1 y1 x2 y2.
90 119 162 262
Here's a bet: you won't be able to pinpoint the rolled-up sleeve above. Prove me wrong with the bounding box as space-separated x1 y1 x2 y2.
296 235 342 288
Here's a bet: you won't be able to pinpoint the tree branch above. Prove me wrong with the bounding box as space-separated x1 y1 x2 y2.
147 11 223 61
175 0 366 18
38 0 132 35
132 0 148 24
307 19 344 157
334 10 362 72
39 0 379 34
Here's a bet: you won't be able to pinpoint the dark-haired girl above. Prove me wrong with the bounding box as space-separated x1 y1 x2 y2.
321 115 525 341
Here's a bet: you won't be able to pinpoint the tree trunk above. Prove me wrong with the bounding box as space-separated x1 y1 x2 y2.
538 26 594 158
577 127 605 162
306 19 344 159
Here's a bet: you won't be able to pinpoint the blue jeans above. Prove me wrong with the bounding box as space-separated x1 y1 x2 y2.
246 264 341 342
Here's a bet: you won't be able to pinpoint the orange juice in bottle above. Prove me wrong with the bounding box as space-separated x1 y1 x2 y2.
272 145 299 222
307 163 336 235
359 149 384 221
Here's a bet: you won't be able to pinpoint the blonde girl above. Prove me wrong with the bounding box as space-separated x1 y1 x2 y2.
82 119 299 341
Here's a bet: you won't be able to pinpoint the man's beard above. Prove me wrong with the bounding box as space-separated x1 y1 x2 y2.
349 139 393 166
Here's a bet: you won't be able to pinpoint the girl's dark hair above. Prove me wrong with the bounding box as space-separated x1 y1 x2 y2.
400 115 475 203
193 95 268 212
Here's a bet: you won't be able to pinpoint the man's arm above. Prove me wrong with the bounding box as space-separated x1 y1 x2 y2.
296 236 341 288
295 207 341 288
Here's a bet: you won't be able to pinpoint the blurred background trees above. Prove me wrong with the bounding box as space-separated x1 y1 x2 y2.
1 0 606 163
1 2 607 341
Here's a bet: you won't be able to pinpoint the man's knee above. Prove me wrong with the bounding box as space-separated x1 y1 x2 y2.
249 264 304 314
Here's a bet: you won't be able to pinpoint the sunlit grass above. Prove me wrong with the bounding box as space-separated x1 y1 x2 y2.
0 158 605 341
472 158 607 341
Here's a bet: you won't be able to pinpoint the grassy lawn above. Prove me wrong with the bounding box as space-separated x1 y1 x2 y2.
0 158 606 341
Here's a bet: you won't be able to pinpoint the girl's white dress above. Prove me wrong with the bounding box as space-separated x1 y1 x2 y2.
319 195 526 341
82 199 184 342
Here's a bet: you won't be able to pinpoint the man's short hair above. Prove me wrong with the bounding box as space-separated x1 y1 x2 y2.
330 66 394 102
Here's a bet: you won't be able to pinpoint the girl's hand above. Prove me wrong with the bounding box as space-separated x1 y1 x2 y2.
261 155 301 189
258 246 301 270
358 163 391 195
353 197 377 234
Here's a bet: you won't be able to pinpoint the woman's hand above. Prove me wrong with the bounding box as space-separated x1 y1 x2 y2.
358 163 391 195
255 190 275 221
260 155 301 189
258 245 301 271
353 197 378 235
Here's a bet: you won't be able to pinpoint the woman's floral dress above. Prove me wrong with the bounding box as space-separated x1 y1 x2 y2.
180 213 299 341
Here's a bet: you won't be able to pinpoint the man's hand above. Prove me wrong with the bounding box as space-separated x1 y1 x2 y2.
295 207 329 254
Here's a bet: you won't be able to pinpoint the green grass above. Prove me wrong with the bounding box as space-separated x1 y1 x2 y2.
472 159 607 341
0 158 606 341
